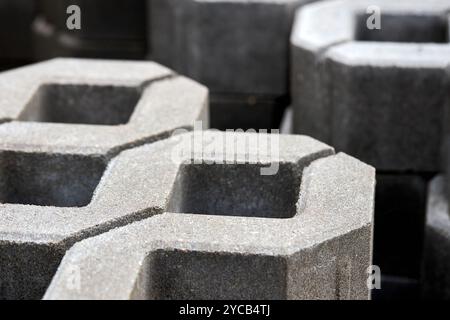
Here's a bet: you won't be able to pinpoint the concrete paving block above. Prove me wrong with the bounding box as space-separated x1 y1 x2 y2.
149 0 313 97
0 59 208 299
0 58 208 155
291 0 450 171
0 136 187 299
33 0 146 59
43 131 375 300
422 175 450 299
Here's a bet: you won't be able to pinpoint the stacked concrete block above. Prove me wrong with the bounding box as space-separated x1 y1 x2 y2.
148 0 316 130
32 0 147 60
290 0 450 297
0 0 36 70
43 131 375 300
0 58 208 299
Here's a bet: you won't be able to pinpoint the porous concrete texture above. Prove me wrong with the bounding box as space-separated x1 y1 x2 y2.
149 0 314 129
291 0 450 171
0 59 208 299
0 58 208 155
0 137 187 299
33 0 146 59
422 175 450 299
44 131 375 300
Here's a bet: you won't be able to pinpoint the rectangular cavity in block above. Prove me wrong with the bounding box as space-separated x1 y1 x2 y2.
145 250 287 299
19 84 141 125
168 163 300 218
0 151 106 207
356 14 448 43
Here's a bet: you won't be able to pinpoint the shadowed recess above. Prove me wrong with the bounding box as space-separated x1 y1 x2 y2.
135 250 287 300
356 14 448 43
19 83 141 125
168 163 300 218
0 151 107 207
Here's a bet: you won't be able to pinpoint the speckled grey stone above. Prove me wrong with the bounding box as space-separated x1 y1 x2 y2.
291 0 450 171
0 58 208 299
422 175 450 299
44 131 375 300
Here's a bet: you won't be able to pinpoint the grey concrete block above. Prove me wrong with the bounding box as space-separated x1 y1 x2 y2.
32 18 146 60
291 0 450 171
422 175 450 299
0 58 208 155
43 131 375 300
0 58 208 299
149 0 312 97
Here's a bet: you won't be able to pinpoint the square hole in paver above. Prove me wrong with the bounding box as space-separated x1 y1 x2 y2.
168 163 300 218
356 14 448 43
0 151 107 207
19 84 141 125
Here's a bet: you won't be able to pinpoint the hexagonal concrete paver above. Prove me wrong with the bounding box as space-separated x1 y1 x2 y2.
44 131 375 300
0 58 208 299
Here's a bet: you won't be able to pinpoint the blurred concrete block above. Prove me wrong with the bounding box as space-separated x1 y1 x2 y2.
291 0 450 171
149 0 312 96
33 0 146 59
44 131 375 300
149 0 314 129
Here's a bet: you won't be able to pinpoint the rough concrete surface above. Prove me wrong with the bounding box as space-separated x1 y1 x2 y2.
43 131 375 300
0 58 208 299
291 0 450 171
0 58 208 155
